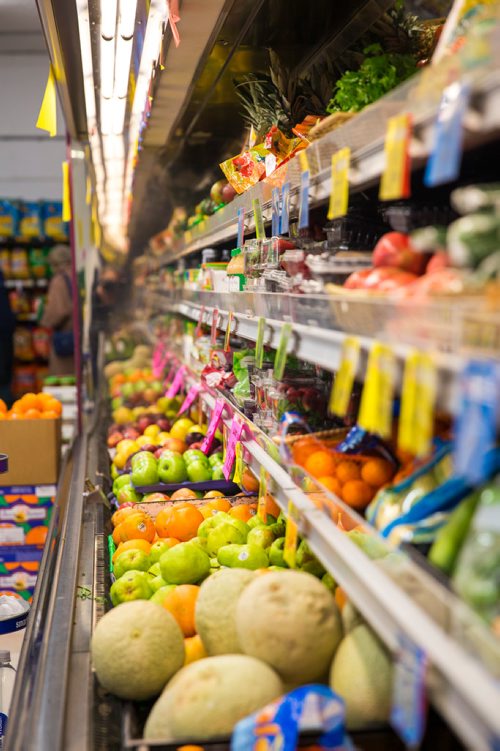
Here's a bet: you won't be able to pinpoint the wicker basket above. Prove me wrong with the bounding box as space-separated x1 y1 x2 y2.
307 112 356 142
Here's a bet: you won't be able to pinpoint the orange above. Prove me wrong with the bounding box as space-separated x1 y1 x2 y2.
335 586 347 612
111 506 140 527
162 584 200 636
20 393 39 411
240 467 259 493
171 488 198 501
318 476 342 496
155 505 203 541
112 524 123 545
10 401 24 415
25 526 48 545
41 397 62 416
118 512 155 542
341 480 374 510
304 450 337 479
184 634 207 666
203 498 231 514
177 746 204 751
261 493 280 518
41 410 59 419
112 538 151 563
0 413 5 420
291 437 322 466
24 408 42 420
229 504 256 522
156 536 180 548
361 458 394 488
336 461 361 484
0 399 7 414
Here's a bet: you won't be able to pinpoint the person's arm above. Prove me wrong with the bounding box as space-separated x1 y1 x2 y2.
40 275 71 329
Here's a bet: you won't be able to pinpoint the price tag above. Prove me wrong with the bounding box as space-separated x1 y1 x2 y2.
271 187 280 236
358 343 396 439
195 306 206 338
379 114 412 202
274 323 293 381
224 311 234 353
327 147 351 220
280 182 290 235
200 398 225 455
298 169 310 230
284 500 299 568
398 352 437 458
210 308 219 345
391 633 427 747
258 466 268 523
184 229 193 244
298 150 310 174
255 317 266 369
329 336 360 417
178 383 201 415
265 152 277 177
222 418 244 480
165 365 186 399
424 81 470 188
233 441 243 484
237 207 245 249
253 198 266 240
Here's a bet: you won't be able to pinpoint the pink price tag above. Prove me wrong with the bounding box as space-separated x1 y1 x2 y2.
222 419 244 480
210 309 219 345
153 352 169 379
164 364 177 388
178 383 201 415
195 306 206 338
165 366 186 398
200 398 225 455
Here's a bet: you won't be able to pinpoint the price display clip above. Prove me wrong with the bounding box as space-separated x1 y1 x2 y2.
255 317 266 369
280 182 291 235
379 114 412 202
224 311 234 353
274 323 293 381
298 169 310 230
257 467 268 523
424 80 470 188
237 207 245 249
271 187 281 236
233 441 244 484
284 500 300 568
327 147 351 221
195 306 206 338
210 308 219 346
358 342 396 439
329 336 360 418
398 351 437 458
252 198 266 240
391 633 427 748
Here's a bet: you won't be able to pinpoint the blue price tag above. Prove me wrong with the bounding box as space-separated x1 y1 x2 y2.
425 81 470 187
298 170 310 229
271 187 280 236
391 633 427 748
280 181 290 235
237 207 245 248
454 360 500 484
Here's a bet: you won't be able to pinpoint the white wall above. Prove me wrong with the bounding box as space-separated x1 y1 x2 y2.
0 52 66 200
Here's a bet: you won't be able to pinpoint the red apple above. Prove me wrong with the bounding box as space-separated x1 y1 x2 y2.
373 232 428 275
344 268 372 289
426 251 450 274
107 431 123 448
221 182 237 204
122 427 140 441
363 267 418 291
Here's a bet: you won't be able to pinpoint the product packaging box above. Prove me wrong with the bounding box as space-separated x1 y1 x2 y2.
0 419 61 484
0 485 55 546
0 550 43 601
19 201 43 238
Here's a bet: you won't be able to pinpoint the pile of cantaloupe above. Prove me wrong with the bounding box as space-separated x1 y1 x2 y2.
91 568 393 742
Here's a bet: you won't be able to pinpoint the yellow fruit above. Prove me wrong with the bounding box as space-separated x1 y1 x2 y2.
136 435 154 447
113 453 128 470
158 431 171 444
170 418 195 441
184 634 207 665
116 439 138 456
144 424 161 438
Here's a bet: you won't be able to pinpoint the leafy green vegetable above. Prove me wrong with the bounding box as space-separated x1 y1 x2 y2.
326 44 417 114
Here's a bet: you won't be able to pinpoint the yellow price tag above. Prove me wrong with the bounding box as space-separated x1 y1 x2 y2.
298 150 310 174
379 114 412 202
284 500 299 568
224 311 233 353
257 467 268 523
358 343 396 439
233 442 243 484
62 161 72 222
398 351 437 457
329 336 360 417
327 147 351 220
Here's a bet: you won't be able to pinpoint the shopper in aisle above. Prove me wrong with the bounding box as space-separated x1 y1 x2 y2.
41 245 75 376
0 270 15 406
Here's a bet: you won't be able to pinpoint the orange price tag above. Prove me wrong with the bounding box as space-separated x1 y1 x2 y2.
284 500 299 568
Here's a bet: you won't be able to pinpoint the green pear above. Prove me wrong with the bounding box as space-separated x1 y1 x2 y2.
206 522 246 557
160 541 210 584
247 526 275 549
217 543 269 570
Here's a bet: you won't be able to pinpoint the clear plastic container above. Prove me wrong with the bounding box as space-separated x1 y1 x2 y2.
0 650 16 747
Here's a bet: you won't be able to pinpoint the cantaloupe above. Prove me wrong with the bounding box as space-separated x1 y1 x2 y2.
144 654 283 740
236 570 342 684
91 601 185 700
195 568 254 655
329 624 393 728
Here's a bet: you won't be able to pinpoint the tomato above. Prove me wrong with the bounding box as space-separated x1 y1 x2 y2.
373 232 428 275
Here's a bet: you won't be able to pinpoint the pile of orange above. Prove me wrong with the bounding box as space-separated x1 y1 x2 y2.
0 393 62 420
303 449 395 511
111 506 156 544
155 503 203 541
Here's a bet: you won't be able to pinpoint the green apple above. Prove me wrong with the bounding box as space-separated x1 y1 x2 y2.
148 562 161 576
158 451 187 484
160 541 211 584
217 543 269 570
113 549 151 579
208 452 223 467
247 526 275 549
149 574 168 592
206 522 247 556
198 512 230 538
190 536 207 550
150 584 176 605
149 540 172 564
211 466 225 481
227 518 250 540
322 572 336 592
269 537 288 568
187 460 212 483
110 464 119 481
110 570 153 605
183 449 209 465
295 540 325 577
111 396 123 410
112 473 132 495
247 515 265 530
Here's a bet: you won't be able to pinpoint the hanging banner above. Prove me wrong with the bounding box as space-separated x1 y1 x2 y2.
36 66 57 137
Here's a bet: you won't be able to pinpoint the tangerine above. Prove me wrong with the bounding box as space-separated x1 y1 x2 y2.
203 497 231 514
156 536 181 548
171 488 199 501
111 506 139 527
112 538 152 563
228 504 256 522
361 458 394 488
0 399 7 414
20 393 39 411
336 461 361 484
155 505 203 541
318 476 342 497
334 586 347 612
118 512 155 542
341 480 374 510
304 450 337 479
24 408 42 420
292 437 322 466
41 397 62 416
162 584 199 636
41 410 59 419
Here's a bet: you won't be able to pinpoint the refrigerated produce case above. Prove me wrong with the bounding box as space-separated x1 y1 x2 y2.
8 0 500 749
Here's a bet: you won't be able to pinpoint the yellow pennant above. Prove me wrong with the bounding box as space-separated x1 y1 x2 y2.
298 150 310 174
329 336 360 417
327 147 351 220
62 162 72 222
36 67 57 137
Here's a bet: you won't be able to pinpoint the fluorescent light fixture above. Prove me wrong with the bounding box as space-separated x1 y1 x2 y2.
114 36 133 98
76 1 97 122
119 0 138 39
100 0 117 40
112 97 127 135
100 97 113 135
100 38 115 99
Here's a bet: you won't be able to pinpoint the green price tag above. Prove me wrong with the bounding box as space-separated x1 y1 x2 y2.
274 323 292 380
255 317 266 368
284 500 299 568
252 198 266 240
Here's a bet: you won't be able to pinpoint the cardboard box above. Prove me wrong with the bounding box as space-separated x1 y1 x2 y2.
0 553 42 601
0 485 55 546
0 419 61 484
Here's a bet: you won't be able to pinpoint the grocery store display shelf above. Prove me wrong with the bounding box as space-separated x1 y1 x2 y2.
150 58 500 264
5 278 48 289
